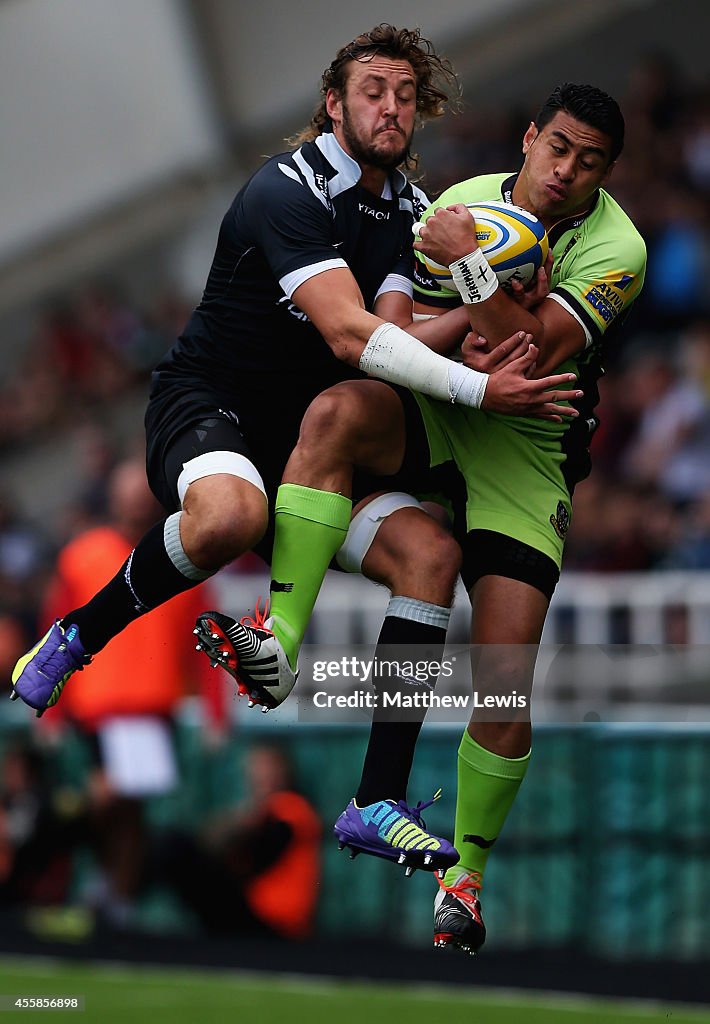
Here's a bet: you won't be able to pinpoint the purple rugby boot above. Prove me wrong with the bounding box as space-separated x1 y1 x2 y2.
334 790 458 877
11 620 91 717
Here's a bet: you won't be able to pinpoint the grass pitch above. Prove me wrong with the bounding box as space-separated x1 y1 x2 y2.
0 959 708 1023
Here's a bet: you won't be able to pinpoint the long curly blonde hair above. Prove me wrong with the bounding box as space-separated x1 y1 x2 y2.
288 24 460 170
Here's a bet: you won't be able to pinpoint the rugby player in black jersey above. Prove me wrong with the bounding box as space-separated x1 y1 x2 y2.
11 26 576 879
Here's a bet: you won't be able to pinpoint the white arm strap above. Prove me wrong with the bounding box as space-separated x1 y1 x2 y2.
359 323 488 409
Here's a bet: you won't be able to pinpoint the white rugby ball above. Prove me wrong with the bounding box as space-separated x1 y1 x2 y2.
420 200 549 290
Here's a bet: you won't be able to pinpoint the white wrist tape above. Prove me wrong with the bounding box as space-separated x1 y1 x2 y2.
449 249 499 304
359 323 488 409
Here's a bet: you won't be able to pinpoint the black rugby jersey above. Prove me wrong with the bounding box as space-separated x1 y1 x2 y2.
152 132 427 418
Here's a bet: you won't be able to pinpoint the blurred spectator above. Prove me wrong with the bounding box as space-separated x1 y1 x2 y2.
156 745 321 939
55 423 121 542
620 343 710 505
0 615 29 683
625 51 686 136
662 490 710 570
0 743 85 910
38 456 225 927
684 92 710 191
643 190 710 327
0 493 53 636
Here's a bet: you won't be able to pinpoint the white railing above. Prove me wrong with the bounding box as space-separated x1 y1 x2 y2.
212 569 710 726
215 569 710 646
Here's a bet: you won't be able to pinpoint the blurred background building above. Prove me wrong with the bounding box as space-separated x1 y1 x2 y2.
1 0 710 1008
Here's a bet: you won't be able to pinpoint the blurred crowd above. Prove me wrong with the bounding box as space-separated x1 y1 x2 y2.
0 736 321 940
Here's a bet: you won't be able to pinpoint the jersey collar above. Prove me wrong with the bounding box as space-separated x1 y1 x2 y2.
499 172 601 247
315 132 408 199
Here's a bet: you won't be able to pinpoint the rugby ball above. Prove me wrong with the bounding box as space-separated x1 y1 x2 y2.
420 200 548 291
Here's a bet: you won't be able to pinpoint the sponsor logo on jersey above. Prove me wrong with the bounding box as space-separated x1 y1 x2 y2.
413 261 440 291
583 280 626 323
314 172 332 212
550 500 570 539
358 202 390 220
270 580 294 593
612 273 634 291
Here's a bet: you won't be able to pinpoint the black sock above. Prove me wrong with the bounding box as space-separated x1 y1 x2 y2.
62 519 203 654
355 616 446 806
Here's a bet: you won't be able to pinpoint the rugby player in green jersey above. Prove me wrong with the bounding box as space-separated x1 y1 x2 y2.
409 83 645 953
203 83 645 953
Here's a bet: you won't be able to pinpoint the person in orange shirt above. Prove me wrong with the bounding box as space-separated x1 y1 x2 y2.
40 456 224 926
156 744 321 939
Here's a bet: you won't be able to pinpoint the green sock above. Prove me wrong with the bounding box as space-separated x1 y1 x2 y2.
444 730 530 888
269 483 352 668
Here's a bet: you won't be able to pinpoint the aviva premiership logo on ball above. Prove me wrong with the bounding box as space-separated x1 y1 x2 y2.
420 201 548 290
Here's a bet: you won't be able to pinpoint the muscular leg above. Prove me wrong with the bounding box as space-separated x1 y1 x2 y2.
445 575 549 886
267 379 411 667
265 377 462 803
354 507 461 804
65 474 267 654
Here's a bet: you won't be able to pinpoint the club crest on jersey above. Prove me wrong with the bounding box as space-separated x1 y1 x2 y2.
550 501 570 539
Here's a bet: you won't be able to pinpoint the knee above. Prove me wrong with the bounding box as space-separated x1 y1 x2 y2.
182 481 268 569
420 528 462 584
474 649 535 694
387 519 461 587
365 512 462 601
298 385 371 458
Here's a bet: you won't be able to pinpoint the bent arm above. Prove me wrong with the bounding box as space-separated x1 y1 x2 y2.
292 268 378 365
293 267 578 419
293 269 470 360
374 289 471 354
415 281 586 375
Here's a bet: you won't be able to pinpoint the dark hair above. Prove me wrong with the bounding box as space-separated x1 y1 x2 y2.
535 83 625 163
288 24 459 169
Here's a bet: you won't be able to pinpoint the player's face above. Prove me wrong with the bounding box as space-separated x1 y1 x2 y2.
326 55 417 171
516 111 615 225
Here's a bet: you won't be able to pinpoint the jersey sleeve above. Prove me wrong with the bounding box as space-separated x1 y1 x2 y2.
375 248 415 302
374 184 433 303
241 159 348 298
412 183 465 310
550 231 647 347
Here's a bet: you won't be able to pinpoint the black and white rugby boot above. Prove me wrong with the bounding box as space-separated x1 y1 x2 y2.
193 600 297 711
433 870 486 956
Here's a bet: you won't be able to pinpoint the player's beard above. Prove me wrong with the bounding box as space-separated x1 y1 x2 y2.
341 102 411 171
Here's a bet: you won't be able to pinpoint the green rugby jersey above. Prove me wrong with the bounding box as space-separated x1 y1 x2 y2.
412 172 647 484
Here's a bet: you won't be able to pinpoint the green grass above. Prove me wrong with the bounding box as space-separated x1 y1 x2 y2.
0 959 708 1024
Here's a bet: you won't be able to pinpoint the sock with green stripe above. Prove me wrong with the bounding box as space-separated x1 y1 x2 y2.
443 729 530 888
268 483 352 668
